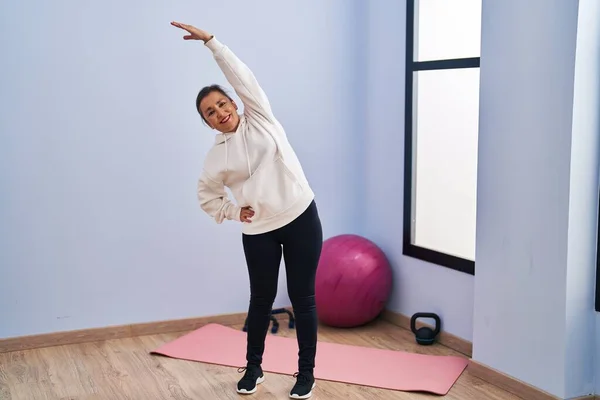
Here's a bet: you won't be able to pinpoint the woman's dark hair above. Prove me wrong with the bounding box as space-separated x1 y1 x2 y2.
195 84 232 124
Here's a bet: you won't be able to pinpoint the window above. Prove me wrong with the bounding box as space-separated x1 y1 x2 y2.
403 0 482 275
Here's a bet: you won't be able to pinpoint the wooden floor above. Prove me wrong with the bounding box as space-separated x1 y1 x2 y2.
0 318 520 400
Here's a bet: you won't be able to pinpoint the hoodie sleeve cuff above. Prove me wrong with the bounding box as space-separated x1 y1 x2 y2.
204 36 224 53
228 204 242 222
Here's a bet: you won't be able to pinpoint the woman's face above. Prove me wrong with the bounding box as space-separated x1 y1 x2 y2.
199 91 240 133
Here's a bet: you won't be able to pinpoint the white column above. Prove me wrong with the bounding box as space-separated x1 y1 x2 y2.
473 0 600 398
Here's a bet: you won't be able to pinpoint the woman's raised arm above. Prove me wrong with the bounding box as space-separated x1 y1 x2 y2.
171 21 275 122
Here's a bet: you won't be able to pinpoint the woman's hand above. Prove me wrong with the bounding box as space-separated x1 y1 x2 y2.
170 21 213 42
240 206 255 223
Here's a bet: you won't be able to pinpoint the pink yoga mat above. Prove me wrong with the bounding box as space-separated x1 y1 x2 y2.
150 323 469 395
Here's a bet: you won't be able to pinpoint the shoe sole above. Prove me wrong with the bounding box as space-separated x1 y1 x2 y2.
236 375 265 395
289 382 316 399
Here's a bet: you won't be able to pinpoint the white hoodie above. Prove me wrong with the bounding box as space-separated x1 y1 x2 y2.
196 37 315 235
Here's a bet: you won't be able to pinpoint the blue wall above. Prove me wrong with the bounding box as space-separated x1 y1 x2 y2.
0 0 365 338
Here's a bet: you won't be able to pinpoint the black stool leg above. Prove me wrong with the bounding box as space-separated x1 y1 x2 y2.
242 308 294 333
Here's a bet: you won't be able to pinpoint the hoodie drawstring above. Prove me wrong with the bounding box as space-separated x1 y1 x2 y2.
224 135 229 172
242 131 252 178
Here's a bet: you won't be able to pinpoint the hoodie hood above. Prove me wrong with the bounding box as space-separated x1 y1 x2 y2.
213 115 283 178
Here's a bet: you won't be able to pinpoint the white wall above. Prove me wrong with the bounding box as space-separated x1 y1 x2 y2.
0 0 365 339
576 0 600 395
566 0 600 395
582 1 600 394
363 0 475 341
473 0 598 397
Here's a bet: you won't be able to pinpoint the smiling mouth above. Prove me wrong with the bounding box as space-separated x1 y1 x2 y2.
220 115 231 124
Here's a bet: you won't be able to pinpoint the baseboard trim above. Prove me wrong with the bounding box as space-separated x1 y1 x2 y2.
0 311 247 353
380 309 473 357
468 360 596 400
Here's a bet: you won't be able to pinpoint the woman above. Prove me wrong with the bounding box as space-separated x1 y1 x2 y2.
171 21 323 399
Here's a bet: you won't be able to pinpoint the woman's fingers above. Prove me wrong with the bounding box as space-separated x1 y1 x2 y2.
170 21 187 29
171 21 194 34
171 21 211 41
240 207 255 223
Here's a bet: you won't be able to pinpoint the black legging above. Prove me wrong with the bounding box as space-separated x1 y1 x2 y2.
242 200 323 373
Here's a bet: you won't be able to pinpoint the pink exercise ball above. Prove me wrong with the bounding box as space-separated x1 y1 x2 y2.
315 234 392 328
